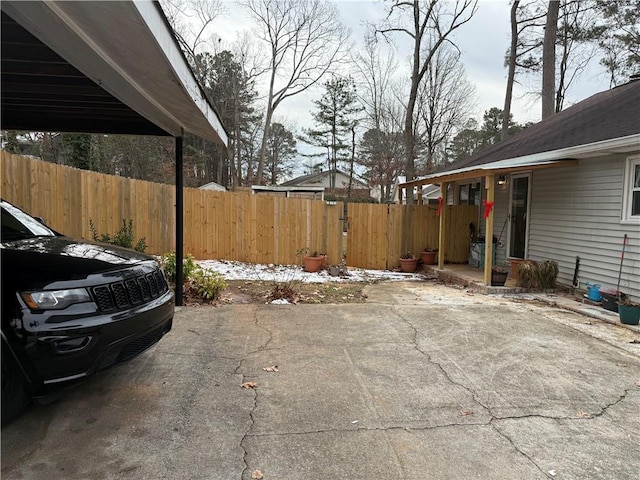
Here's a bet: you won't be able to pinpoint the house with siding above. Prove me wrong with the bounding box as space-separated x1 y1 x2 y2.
399 78 640 301
281 169 371 200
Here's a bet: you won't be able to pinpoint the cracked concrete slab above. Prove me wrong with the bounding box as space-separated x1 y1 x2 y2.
2 282 639 480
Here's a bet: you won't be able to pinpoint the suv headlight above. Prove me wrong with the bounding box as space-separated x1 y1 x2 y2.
21 288 91 310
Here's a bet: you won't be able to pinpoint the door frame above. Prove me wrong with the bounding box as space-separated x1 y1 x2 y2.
507 172 532 259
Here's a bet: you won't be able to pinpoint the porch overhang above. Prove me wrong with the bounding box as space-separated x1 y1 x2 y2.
399 133 640 190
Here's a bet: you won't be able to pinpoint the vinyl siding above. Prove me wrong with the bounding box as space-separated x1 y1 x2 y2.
528 154 640 301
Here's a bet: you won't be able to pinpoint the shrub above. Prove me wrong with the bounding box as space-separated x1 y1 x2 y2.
516 261 539 288
538 260 559 290
190 267 227 301
89 219 147 252
160 251 198 283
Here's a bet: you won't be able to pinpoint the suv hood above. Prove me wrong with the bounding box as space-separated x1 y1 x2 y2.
1 236 154 278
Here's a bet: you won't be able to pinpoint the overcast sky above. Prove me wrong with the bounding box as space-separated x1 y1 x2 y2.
210 0 611 166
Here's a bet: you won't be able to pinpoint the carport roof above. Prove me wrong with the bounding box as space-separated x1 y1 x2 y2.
1 0 227 144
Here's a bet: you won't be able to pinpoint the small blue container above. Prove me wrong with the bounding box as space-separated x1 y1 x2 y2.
584 282 602 302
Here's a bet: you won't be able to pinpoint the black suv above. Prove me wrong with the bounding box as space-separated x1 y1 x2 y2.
1 200 174 424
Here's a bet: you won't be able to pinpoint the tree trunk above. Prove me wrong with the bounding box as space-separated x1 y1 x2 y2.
502 0 519 140
404 81 418 204
542 0 560 120
257 62 278 185
347 126 355 202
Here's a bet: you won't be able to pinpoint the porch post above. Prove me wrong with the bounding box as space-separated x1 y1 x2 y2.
438 182 447 270
483 174 495 285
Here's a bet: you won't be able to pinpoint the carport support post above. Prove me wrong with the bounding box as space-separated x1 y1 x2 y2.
438 182 448 270
175 135 184 306
483 174 495 285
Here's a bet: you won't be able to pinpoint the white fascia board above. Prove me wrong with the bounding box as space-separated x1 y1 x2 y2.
252 186 326 192
133 1 227 144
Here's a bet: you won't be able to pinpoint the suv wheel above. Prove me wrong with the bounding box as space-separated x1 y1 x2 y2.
1 350 30 426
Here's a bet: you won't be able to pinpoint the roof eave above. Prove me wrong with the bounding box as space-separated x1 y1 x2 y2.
400 134 640 188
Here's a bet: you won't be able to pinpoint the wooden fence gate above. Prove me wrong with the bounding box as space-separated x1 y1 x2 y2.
346 203 479 270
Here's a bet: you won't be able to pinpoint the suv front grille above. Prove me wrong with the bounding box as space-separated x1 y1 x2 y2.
92 268 168 312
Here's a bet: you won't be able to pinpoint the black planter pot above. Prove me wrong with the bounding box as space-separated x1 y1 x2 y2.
491 268 508 287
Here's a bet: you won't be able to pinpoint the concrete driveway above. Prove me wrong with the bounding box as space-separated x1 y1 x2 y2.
2 282 639 479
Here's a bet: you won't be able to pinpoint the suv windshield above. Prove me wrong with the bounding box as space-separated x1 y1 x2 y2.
1 201 57 241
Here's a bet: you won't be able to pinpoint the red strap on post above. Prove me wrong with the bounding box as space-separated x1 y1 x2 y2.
482 199 494 219
437 197 443 217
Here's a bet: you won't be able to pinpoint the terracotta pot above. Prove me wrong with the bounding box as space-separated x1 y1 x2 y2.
303 255 324 273
509 258 532 279
420 251 437 265
400 257 418 273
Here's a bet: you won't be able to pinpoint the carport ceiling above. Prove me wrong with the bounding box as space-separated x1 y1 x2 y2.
0 1 227 144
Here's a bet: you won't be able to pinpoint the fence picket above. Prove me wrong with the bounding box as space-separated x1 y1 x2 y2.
2 153 478 270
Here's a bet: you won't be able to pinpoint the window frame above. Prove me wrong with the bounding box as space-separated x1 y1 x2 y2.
622 155 640 224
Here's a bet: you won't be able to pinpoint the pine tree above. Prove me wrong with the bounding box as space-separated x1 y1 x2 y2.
302 76 362 191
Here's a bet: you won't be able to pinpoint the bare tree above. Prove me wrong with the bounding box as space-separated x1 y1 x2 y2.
555 0 600 111
376 0 477 193
542 0 560 119
416 42 476 172
352 33 398 132
238 0 351 184
502 0 546 139
160 0 226 80
503 0 520 140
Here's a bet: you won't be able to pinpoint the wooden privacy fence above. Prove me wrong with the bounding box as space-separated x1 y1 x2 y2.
2 152 476 270
347 203 478 270
1 153 341 264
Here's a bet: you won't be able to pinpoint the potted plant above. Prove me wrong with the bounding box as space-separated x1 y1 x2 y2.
399 252 418 273
491 267 508 286
509 258 533 280
420 246 438 265
302 250 325 273
617 298 640 325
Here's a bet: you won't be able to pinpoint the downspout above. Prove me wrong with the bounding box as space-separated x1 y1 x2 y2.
175 134 184 306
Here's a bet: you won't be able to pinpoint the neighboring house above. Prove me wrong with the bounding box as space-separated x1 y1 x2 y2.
250 185 325 200
282 169 371 199
392 176 440 205
392 177 441 205
400 77 640 301
198 181 226 192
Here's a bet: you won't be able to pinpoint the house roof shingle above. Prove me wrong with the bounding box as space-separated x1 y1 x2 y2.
441 79 640 173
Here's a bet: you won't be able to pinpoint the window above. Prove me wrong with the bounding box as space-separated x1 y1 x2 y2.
623 155 640 222
458 182 480 206
458 185 469 204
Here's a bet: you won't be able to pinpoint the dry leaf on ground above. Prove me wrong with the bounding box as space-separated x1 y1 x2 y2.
241 382 257 389
459 410 474 416
251 470 264 479
263 366 279 372
576 411 592 418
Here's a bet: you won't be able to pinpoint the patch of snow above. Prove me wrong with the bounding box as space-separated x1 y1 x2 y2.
196 259 428 284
